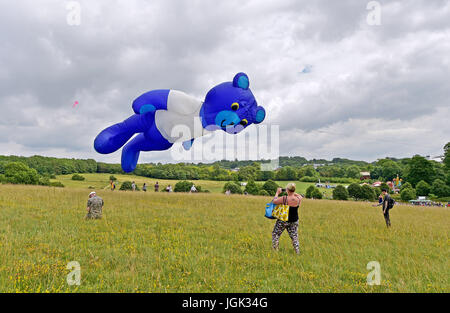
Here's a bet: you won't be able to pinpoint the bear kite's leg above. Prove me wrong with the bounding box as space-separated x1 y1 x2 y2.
94 113 155 154
121 125 173 172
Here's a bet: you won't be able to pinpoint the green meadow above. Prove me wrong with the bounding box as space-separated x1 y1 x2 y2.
0 183 448 293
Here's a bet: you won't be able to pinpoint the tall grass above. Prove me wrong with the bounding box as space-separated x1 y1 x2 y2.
0 184 448 292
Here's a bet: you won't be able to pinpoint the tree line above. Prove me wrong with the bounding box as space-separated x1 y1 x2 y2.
0 142 449 199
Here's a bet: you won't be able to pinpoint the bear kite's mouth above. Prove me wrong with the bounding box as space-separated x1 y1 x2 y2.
220 120 235 128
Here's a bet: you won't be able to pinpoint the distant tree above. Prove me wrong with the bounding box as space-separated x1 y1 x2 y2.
298 166 317 179
406 155 435 186
4 162 39 185
223 181 243 194
374 159 403 181
262 180 279 195
238 165 258 181
380 182 390 192
347 183 362 200
400 182 412 191
311 188 323 199
258 171 274 181
415 180 431 196
174 181 194 192
430 179 450 198
444 142 450 172
360 184 376 201
305 185 316 199
244 180 260 195
332 185 349 200
345 165 361 179
120 181 139 191
401 187 416 201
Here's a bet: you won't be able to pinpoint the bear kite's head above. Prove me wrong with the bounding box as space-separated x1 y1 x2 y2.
200 73 265 134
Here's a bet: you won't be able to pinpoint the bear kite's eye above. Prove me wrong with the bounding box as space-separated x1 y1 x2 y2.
240 119 248 126
231 102 239 111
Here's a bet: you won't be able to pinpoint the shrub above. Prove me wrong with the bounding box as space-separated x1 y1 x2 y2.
262 180 279 195
50 181 65 188
333 185 349 200
347 183 362 200
258 189 270 196
71 174 85 181
119 181 139 191
174 180 194 192
109 175 117 181
4 162 39 185
38 177 51 186
244 180 260 195
306 185 322 199
416 180 431 196
311 188 323 199
223 181 242 194
401 188 416 201
0 174 5 183
360 184 376 201
299 176 317 182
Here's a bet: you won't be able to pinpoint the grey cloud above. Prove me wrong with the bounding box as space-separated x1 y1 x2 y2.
0 0 448 162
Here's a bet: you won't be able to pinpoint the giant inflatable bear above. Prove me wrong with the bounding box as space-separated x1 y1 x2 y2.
94 72 266 172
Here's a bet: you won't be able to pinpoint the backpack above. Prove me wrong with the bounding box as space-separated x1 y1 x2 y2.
388 197 395 209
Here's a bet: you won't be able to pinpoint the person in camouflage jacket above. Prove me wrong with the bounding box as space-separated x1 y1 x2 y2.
85 191 104 219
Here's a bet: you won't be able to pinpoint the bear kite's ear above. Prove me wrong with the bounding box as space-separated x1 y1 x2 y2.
253 106 265 124
233 72 250 90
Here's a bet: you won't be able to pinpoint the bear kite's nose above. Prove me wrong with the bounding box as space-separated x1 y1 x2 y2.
215 111 241 128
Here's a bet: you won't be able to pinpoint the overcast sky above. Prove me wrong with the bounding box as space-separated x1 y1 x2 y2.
0 0 449 164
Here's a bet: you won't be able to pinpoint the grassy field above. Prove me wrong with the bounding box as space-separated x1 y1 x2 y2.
0 184 448 293
51 173 334 196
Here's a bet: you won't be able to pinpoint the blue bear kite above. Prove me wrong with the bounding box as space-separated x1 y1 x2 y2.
94 73 266 172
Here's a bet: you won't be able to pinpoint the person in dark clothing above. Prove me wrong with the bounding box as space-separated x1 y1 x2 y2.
374 188 392 227
271 183 302 254
378 194 383 204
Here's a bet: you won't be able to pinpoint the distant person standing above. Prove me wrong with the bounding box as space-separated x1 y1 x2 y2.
143 183 147 192
132 181 136 191
154 182 159 192
85 191 103 220
373 188 393 228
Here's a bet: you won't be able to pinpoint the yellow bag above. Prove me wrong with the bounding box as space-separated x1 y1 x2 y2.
272 196 289 221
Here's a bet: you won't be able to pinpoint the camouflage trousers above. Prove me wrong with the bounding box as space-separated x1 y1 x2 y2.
272 220 300 254
85 210 102 220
